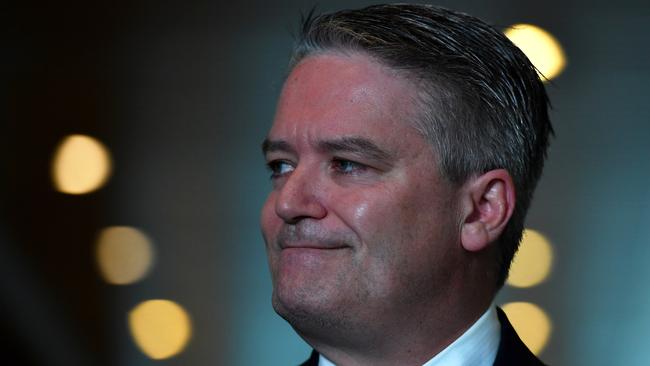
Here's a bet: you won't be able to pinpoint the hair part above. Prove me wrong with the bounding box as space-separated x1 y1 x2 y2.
288 4 553 288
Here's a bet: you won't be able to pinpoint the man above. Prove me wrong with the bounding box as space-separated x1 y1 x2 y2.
261 4 552 366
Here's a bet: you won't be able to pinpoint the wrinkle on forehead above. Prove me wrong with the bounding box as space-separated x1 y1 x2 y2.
271 53 420 144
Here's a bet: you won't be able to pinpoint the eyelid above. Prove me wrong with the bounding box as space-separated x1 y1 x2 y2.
332 157 364 165
330 149 394 170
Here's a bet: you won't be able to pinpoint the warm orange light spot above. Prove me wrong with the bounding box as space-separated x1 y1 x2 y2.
51 134 112 194
504 24 567 81
507 229 554 288
96 226 155 285
502 302 552 355
128 300 192 360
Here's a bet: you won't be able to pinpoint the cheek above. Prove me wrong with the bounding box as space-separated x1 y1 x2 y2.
345 187 417 235
329 190 377 237
352 202 369 222
337 188 414 263
346 183 451 265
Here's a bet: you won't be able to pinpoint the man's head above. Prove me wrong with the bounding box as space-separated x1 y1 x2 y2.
288 4 553 288
261 3 551 362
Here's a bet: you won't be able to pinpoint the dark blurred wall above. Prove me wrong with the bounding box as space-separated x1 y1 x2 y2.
4 1 650 365
4 2 122 365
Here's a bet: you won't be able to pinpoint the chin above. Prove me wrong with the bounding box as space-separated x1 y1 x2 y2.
271 283 323 319
272 291 320 333
273 291 376 354
272 285 353 334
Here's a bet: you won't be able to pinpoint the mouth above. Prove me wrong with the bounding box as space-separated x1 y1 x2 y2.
280 242 349 251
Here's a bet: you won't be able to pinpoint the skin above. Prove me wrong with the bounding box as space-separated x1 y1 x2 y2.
261 52 515 365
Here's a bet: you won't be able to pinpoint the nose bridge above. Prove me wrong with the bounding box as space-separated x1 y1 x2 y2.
275 160 326 223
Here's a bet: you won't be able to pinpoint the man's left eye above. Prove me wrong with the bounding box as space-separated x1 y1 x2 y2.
332 159 366 174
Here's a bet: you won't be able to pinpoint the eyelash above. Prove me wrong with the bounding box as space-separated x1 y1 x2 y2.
331 158 367 175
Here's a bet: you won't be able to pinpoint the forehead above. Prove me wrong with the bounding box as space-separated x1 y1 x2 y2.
269 53 420 143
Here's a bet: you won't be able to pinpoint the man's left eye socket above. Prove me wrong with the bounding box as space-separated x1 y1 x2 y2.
332 159 365 174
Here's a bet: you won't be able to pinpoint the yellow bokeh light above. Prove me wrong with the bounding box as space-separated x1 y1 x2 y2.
507 229 553 288
96 226 155 285
128 300 192 360
504 24 567 81
502 302 552 355
51 134 112 194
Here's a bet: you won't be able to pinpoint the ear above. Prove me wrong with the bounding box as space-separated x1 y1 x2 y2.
460 169 516 252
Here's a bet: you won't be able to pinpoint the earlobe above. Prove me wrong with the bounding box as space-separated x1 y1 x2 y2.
460 169 515 252
461 221 490 252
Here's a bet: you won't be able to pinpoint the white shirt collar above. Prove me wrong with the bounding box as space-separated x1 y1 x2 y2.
318 354 336 366
318 306 500 366
421 306 500 366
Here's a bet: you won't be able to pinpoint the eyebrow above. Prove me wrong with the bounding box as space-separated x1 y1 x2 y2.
318 136 393 163
262 136 394 163
261 139 295 156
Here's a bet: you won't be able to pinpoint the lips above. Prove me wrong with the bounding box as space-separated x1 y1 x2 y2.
279 241 348 250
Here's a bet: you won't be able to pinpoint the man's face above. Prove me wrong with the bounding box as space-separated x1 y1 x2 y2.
261 53 463 336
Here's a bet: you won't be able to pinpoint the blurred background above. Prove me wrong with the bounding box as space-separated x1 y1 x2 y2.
3 0 650 365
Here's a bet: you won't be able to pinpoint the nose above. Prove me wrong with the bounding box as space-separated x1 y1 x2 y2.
274 164 327 224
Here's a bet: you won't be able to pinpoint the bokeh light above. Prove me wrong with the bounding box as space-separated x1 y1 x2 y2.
51 134 112 194
504 24 567 81
128 300 192 360
502 302 552 355
507 229 554 288
96 226 155 285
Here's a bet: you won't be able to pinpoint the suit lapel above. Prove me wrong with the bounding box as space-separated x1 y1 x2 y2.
492 307 546 366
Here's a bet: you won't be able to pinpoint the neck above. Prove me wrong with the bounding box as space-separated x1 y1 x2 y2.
292 250 499 366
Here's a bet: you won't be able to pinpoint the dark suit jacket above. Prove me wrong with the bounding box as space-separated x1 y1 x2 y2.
299 308 545 366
